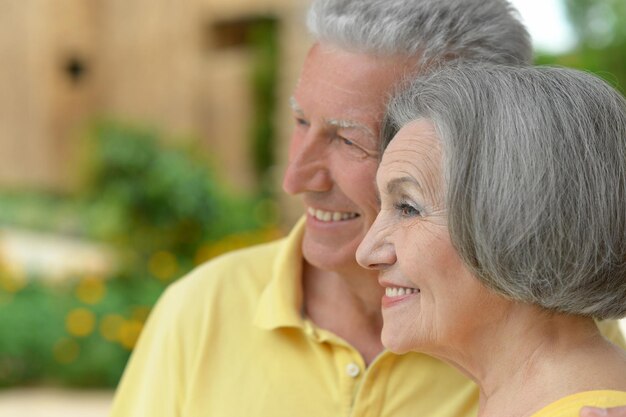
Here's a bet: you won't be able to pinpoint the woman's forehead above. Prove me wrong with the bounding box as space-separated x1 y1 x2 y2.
380 120 440 171
377 120 444 198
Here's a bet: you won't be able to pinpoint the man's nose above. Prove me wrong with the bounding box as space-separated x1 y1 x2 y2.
282 130 332 195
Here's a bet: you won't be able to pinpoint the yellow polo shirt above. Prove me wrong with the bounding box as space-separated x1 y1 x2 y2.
109 219 626 417
109 220 478 417
530 391 626 417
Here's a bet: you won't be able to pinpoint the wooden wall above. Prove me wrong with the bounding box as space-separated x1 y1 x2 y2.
0 0 309 203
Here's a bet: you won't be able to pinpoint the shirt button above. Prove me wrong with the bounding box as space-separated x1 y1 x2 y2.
346 362 360 378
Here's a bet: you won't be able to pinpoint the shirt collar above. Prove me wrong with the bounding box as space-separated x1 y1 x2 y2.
253 216 306 330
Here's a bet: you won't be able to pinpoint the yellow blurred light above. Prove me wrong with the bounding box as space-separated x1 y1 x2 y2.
66 307 96 337
194 228 284 266
131 306 151 322
99 314 125 342
259 228 283 242
0 264 27 293
75 276 106 305
118 319 144 350
148 251 178 281
53 338 80 364
194 244 215 266
193 240 235 265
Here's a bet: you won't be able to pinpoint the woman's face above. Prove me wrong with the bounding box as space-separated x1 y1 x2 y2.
356 119 506 355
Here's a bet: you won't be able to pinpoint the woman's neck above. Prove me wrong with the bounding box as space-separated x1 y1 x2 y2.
432 304 626 417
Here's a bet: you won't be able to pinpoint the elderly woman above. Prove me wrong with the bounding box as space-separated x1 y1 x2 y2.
356 64 626 417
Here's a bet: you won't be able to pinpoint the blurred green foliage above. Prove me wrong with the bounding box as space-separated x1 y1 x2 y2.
0 121 282 387
0 276 162 387
250 18 279 197
81 121 277 272
536 0 625 93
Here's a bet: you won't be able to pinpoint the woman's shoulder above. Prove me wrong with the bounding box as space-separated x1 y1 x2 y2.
530 391 626 417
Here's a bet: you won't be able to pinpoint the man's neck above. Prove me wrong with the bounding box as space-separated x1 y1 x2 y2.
302 261 385 364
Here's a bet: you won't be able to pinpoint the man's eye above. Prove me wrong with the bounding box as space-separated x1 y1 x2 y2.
332 134 375 160
295 117 309 127
338 135 369 156
394 202 421 217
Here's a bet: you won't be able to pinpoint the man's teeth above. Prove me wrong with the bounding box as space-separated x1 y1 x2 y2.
385 287 420 297
308 207 358 222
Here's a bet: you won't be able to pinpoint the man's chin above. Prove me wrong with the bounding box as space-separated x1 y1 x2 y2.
301 237 361 274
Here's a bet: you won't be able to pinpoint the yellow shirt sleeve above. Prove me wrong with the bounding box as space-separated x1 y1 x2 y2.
530 390 626 417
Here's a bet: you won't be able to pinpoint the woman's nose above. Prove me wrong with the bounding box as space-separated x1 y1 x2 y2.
356 219 396 270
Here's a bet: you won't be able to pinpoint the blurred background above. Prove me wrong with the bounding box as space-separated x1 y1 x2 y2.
0 0 624 415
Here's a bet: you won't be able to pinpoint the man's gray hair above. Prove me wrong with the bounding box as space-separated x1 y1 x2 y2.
307 0 532 66
382 64 626 319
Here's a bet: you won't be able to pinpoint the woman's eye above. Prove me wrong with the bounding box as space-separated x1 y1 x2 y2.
394 202 421 217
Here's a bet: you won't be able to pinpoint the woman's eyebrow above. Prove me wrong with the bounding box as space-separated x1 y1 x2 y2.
386 176 422 195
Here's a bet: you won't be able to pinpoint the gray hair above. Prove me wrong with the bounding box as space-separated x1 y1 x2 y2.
382 64 626 319
306 0 532 67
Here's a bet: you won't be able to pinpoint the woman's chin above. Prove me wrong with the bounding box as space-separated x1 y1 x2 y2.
381 332 413 354
381 325 437 355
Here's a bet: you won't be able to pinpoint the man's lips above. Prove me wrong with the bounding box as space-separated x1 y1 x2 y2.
307 207 359 222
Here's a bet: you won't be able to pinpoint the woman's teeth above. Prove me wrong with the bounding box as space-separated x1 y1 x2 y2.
385 287 420 297
308 207 359 222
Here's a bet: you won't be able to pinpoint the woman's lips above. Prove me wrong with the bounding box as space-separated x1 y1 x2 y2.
381 286 420 308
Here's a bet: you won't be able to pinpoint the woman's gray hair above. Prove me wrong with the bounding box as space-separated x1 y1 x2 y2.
307 0 532 66
383 64 626 319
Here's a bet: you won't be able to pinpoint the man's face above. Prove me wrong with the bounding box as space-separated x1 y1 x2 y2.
283 43 412 275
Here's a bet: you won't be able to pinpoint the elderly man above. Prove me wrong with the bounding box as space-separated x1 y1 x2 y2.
109 0 626 416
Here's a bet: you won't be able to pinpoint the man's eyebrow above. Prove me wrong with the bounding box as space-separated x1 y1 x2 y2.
290 97 376 143
386 176 422 195
289 96 304 115
326 118 375 139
